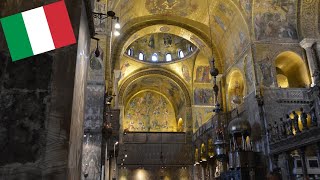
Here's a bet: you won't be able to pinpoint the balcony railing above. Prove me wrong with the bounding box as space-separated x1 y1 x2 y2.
123 132 187 144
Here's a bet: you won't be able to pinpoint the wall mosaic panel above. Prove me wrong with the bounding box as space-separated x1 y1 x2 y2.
192 106 214 132
253 0 298 41
124 90 177 132
145 0 198 17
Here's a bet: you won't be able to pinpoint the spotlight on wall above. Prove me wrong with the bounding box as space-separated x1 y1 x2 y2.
114 30 120 37
115 17 120 29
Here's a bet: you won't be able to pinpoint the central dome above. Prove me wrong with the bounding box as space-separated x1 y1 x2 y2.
125 33 197 63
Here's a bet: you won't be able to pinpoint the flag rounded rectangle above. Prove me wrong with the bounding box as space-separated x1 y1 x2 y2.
0 0 76 61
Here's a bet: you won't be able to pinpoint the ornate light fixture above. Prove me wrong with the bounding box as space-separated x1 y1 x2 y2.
205 0 227 163
91 37 100 57
210 59 227 161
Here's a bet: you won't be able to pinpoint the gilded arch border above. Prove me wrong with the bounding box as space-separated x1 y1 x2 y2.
118 68 192 107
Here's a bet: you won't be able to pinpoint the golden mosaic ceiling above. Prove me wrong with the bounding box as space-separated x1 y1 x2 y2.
107 0 251 72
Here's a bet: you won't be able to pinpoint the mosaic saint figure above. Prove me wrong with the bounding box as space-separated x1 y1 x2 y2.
272 121 279 141
279 118 286 139
300 107 308 131
292 111 300 133
285 114 293 136
310 108 318 127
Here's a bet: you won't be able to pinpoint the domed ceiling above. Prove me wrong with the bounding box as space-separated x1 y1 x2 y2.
125 33 197 63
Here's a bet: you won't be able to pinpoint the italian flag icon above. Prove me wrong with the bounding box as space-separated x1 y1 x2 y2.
0 0 76 61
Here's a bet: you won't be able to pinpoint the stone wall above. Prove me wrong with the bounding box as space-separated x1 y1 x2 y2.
0 53 52 180
0 0 84 179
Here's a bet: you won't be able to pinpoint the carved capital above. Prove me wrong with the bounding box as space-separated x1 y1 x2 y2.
300 38 316 49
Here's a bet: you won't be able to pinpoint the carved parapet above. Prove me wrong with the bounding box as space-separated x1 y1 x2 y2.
264 88 311 104
123 132 187 144
270 127 320 154
117 142 193 165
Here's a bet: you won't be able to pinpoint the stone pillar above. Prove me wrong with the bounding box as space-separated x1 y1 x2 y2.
300 38 319 86
272 154 279 171
208 162 214 180
314 41 320 64
316 143 320 168
185 106 193 142
80 48 105 179
299 147 309 179
200 163 205 180
283 152 294 180
104 156 110 180
113 70 121 109
79 1 106 178
43 0 83 179
110 157 117 180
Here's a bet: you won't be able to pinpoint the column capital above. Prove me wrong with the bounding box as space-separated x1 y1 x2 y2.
300 38 316 49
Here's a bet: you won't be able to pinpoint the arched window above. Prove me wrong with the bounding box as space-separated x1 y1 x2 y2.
189 46 194 52
178 50 184 58
138 52 144 60
166 53 172 61
127 48 133 56
151 53 158 62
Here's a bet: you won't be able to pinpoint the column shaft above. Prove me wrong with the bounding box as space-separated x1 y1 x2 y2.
300 39 318 86
299 147 309 179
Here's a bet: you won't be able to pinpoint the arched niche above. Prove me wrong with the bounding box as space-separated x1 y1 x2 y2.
275 51 310 88
124 90 177 132
226 69 246 111
118 69 191 133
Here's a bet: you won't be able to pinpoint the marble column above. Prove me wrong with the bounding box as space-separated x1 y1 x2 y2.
299 147 309 179
80 62 105 180
300 38 319 86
